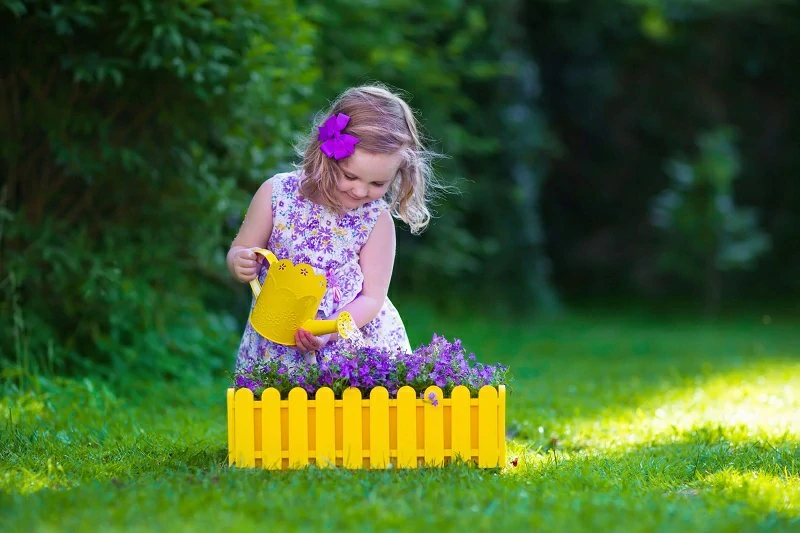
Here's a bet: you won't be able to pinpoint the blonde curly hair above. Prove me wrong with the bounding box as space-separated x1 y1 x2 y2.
295 84 443 234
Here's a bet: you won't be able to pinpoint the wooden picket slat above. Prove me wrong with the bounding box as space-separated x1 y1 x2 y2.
397 386 417 468
498 385 506 466
315 387 336 468
234 388 255 467
262 388 282 470
369 387 390 469
288 388 309 467
227 389 235 466
423 386 444 466
342 388 363 469
450 385 471 464
478 385 498 468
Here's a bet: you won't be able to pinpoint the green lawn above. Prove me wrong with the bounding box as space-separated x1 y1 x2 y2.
2 308 799 531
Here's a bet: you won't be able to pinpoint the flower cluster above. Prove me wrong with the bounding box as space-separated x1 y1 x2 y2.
232 334 511 400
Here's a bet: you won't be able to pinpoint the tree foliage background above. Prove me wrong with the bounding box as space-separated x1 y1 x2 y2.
1 0 797 378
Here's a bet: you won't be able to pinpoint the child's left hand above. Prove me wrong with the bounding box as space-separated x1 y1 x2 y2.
295 329 331 353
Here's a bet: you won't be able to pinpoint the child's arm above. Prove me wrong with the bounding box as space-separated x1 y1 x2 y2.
226 179 274 282
340 209 397 327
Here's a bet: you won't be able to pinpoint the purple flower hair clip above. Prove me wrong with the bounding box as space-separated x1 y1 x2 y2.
318 113 359 160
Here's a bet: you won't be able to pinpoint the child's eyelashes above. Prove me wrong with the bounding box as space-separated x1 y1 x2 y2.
344 174 388 187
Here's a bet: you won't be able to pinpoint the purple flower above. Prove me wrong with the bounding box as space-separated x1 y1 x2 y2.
232 333 510 400
427 391 439 407
235 375 263 392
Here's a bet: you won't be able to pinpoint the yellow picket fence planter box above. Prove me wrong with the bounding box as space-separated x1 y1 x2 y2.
227 384 506 470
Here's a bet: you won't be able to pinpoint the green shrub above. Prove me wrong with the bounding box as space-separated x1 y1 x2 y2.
0 0 317 378
650 128 770 313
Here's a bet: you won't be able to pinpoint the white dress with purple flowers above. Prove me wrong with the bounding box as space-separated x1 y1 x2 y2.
235 172 412 370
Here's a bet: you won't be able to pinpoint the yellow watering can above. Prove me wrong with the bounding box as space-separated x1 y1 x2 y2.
248 248 358 346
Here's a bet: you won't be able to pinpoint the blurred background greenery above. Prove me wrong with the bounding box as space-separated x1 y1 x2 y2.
1 0 797 380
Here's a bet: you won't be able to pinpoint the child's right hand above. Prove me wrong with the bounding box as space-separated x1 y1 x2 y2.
231 247 263 282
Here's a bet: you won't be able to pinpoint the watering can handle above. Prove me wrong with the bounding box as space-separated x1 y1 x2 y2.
248 248 278 298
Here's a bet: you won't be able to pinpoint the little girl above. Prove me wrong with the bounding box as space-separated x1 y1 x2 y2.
227 85 438 370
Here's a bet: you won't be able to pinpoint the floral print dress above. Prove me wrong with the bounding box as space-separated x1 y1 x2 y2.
235 172 412 370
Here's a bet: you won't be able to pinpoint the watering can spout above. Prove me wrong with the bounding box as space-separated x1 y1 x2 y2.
301 312 358 340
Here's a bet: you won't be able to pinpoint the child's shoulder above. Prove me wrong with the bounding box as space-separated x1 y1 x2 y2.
267 170 300 191
255 170 304 205
364 197 390 216
246 171 299 212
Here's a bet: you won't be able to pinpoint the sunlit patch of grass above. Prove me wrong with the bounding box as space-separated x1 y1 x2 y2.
562 359 800 450
695 469 800 518
1 463 70 496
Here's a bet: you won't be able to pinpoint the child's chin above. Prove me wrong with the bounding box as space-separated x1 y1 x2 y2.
339 195 363 209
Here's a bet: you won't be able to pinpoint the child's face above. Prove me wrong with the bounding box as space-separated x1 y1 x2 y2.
337 150 400 210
